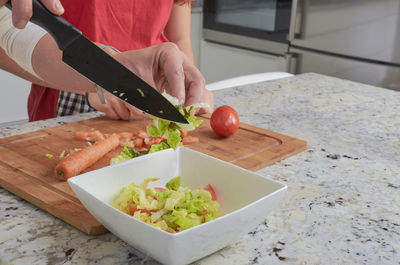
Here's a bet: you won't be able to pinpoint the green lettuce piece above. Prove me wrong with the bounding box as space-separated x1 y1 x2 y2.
148 142 170 153
147 118 170 137
156 119 170 136
111 183 140 214
167 128 182 150
162 210 202 231
110 147 142 165
166 176 181 191
164 191 185 210
146 124 160 137
155 189 173 210
147 92 207 150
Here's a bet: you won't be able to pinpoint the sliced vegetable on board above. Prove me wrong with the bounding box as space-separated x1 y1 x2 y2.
55 133 120 180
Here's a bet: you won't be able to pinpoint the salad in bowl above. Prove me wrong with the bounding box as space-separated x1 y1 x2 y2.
111 176 222 233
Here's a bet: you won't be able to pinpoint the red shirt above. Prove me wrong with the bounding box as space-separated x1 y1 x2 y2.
28 0 175 121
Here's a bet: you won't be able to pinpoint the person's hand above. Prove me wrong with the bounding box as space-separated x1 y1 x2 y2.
87 91 146 120
113 42 214 115
86 43 147 120
0 0 64 29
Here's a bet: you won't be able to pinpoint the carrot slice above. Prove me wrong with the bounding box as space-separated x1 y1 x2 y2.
75 131 89 141
137 130 149 139
89 130 105 141
178 128 188 138
133 137 144 148
119 132 134 139
182 136 199 145
148 136 164 145
55 134 120 180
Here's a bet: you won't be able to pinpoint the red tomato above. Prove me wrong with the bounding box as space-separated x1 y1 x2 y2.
204 184 217 201
129 203 138 216
210 105 239 137
153 187 165 192
129 203 152 215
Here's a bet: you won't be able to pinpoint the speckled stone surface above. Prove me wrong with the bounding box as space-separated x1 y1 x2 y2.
1 73 399 265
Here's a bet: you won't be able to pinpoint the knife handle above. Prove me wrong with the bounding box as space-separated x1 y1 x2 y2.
5 0 82 51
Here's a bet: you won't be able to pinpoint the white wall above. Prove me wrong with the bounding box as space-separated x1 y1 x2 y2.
0 69 30 124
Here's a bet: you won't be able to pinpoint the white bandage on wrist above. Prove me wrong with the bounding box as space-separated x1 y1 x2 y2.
0 7 47 78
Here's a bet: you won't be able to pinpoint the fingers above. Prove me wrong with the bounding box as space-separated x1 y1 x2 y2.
157 43 206 107
40 0 64 14
88 92 131 120
193 89 214 115
110 98 131 120
158 43 186 103
11 0 32 28
0 0 8 7
124 103 147 120
182 57 205 106
10 0 64 29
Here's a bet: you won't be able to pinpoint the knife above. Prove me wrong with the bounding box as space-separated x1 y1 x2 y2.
6 0 188 124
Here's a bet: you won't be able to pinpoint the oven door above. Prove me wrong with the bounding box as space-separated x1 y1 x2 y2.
203 0 292 55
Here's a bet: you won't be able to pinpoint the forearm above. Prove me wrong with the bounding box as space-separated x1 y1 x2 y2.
0 47 50 86
0 7 95 94
165 2 194 63
31 34 95 94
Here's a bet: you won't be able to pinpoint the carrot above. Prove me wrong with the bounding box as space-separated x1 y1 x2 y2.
55 133 120 180
182 136 199 145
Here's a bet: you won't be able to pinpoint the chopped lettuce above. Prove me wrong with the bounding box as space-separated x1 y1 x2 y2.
111 176 222 233
166 128 182 150
150 93 207 149
110 93 208 165
148 142 170 154
166 176 181 191
110 147 142 165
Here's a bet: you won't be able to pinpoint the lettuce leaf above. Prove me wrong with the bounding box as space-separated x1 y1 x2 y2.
166 128 182 150
148 142 170 153
110 147 142 165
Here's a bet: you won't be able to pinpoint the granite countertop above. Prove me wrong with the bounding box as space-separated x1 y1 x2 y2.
1 73 399 265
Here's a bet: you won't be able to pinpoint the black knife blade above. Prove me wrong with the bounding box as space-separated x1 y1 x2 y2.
6 0 188 124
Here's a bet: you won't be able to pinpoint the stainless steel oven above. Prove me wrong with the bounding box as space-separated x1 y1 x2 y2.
203 0 292 55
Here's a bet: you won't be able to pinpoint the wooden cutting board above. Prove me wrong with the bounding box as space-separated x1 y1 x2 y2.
0 115 306 235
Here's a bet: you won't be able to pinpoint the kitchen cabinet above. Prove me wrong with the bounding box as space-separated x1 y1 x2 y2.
0 69 30 125
199 40 287 83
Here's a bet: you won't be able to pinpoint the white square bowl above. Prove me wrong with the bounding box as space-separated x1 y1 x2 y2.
68 147 287 265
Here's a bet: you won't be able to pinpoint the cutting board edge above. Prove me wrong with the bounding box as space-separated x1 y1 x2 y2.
0 163 107 235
